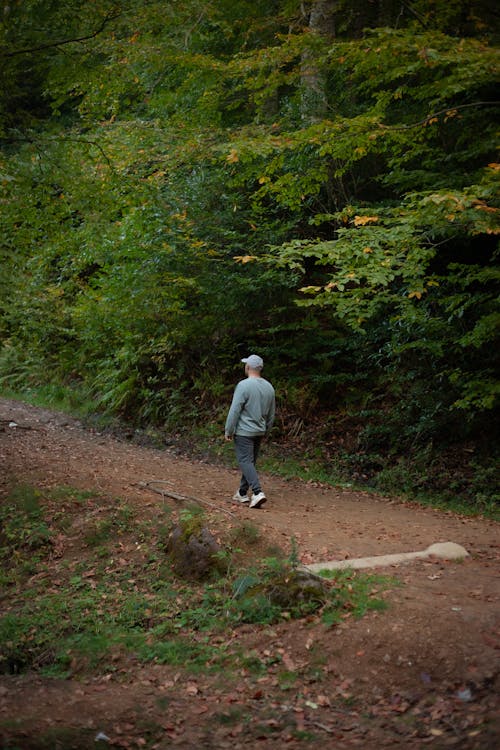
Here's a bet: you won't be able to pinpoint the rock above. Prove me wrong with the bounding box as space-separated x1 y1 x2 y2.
265 569 329 609
165 524 225 580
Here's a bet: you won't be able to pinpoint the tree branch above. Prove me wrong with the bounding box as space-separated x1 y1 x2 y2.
0 132 114 168
138 481 238 518
381 101 500 130
400 1 429 30
1 10 120 58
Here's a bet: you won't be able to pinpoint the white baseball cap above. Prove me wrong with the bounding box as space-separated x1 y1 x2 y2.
241 354 264 370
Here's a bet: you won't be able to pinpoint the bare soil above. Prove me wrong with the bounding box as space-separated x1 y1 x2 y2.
0 397 499 749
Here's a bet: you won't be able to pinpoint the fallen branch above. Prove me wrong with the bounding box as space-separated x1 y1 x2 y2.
137 480 237 518
0 419 41 430
307 720 335 734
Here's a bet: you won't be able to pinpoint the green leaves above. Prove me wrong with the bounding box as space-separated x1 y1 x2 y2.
1 0 498 489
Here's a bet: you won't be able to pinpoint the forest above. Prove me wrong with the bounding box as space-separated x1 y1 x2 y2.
1 0 499 509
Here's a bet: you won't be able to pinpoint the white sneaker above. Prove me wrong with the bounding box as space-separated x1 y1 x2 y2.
249 491 267 509
232 490 250 503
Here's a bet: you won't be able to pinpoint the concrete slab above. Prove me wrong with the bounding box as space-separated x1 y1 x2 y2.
304 541 469 573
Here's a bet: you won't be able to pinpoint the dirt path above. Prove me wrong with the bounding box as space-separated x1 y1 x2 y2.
0 398 499 749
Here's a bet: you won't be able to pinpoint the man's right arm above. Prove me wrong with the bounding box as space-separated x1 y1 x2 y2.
224 382 246 437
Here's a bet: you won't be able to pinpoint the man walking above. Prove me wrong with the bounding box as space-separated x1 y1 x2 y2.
225 354 275 508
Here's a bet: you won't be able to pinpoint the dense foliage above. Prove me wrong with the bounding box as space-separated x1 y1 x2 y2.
1 1 499 506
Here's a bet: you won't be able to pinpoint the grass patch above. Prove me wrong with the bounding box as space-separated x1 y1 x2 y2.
0 482 397 680
1 383 99 422
0 484 53 552
317 568 394 625
0 726 103 750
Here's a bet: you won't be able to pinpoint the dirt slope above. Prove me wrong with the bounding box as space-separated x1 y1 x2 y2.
0 397 499 749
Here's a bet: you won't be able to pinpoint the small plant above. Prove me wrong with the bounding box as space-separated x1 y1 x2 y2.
228 520 261 546
318 569 393 625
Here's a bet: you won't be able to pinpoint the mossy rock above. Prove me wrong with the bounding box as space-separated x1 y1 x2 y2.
165 523 226 580
263 569 328 609
236 568 329 621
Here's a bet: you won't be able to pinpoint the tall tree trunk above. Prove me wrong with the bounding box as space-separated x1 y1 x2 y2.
309 0 337 36
301 0 337 122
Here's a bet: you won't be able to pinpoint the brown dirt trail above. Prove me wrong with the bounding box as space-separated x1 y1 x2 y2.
0 398 499 749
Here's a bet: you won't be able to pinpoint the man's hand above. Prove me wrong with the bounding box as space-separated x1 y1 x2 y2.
225 434 232 442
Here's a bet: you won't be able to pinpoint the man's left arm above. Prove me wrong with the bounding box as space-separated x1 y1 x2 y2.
265 393 276 433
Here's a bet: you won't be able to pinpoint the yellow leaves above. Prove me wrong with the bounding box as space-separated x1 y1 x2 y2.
353 215 378 226
299 285 322 293
428 193 464 209
226 149 239 163
363 247 373 254
346 272 356 279
354 146 366 156
425 117 439 126
234 255 257 264
426 280 440 287
258 175 270 184
338 210 353 225
408 290 425 300
487 163 500 171
473 202 498 214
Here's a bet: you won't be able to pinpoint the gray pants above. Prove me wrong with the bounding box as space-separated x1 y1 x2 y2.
234 434 263 495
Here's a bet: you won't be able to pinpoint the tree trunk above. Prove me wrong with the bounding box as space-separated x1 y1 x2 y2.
301 0 338 122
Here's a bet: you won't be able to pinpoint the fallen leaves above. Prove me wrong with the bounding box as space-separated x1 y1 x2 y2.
186 681 199 696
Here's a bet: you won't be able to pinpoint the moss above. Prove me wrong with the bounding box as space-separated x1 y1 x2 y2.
236 568 329 622
179 515 204 543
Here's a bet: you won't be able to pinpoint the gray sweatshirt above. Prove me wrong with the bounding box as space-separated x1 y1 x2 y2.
225 376 275 437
